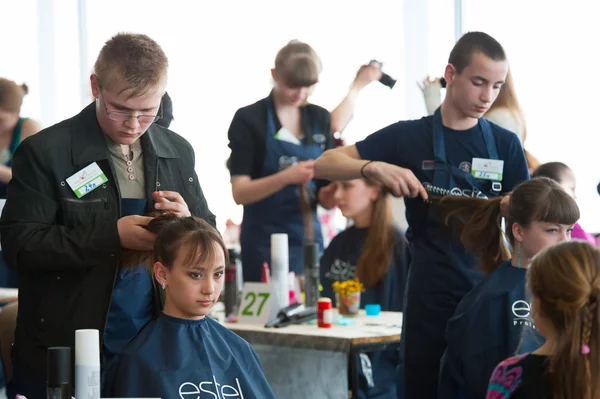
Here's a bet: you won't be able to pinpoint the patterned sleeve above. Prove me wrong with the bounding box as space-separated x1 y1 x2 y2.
485 355 527 399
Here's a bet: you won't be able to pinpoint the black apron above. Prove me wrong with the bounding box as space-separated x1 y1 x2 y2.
399 109 501 399
240 98 325 281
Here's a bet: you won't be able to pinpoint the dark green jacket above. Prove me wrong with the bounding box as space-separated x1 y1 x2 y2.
0 102 215 380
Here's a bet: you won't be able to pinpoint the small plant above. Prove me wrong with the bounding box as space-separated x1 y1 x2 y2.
332 279 364 316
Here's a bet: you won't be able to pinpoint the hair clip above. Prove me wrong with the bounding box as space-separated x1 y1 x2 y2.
581 344 591 355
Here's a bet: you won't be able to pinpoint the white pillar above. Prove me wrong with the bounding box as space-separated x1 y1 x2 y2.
78 0 90 108
402 0 430 120
36 0 57 127
455 0 464 41
394 0 433 231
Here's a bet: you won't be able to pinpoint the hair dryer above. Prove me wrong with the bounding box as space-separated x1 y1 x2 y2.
369 60 397 88
265 303 317 328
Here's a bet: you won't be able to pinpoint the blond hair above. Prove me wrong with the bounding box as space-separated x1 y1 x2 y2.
0 79 28 113
274 40 321 88
93 33 168 97
489 69 527 141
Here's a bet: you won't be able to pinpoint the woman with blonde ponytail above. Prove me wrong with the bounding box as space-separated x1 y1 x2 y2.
487 241 600 399
319 177 408 398
227 41 336 283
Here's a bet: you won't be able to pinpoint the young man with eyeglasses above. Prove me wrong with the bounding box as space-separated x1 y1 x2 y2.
0 33 215 398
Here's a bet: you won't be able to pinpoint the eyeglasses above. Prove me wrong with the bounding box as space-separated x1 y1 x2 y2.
100 93 162 124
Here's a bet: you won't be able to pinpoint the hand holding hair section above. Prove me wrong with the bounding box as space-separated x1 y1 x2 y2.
119 211 178 269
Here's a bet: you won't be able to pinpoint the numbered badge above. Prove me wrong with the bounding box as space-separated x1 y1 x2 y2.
471 158 504 181
65 162 108 198
237 282 274 325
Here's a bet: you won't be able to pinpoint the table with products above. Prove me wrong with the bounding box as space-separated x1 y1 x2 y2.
0 289 17 304
226 310 402 399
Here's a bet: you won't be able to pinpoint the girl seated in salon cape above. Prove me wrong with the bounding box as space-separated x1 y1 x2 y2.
102 214 276 399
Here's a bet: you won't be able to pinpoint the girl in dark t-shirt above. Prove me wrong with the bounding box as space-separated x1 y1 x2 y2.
320 177 408 398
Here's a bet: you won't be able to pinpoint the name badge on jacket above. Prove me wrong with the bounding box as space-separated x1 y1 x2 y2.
66 162 108 198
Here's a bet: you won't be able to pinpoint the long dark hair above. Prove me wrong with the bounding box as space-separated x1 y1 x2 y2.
434 177 580 275
531 162 571 182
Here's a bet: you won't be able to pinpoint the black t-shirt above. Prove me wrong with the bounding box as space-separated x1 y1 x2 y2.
320 226 408 312
487 354 550 398
227 94 333 178
355 117 529 240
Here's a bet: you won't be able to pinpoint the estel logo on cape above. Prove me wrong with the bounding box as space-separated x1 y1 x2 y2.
512 300 535 329
179 376 245 398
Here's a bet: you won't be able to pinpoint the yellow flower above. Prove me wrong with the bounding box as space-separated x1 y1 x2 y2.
332 278 365 295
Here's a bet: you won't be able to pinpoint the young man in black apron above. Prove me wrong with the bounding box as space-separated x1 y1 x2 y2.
314 32 530 399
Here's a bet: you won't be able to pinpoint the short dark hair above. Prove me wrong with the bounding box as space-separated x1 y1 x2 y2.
448 31 506 73
155 92 174 128
531 162 571 183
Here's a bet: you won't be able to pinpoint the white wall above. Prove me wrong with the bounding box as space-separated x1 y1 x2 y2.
0 0 82 127
0 0 42 122
390 0 456 230
5 0 595 234
462 0 600 232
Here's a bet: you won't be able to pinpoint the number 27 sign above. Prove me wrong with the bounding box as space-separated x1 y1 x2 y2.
237 282 274 325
